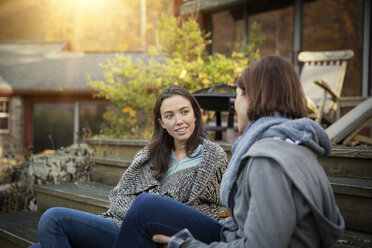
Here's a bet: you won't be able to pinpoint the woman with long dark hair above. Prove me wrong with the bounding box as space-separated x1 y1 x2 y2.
29 85 228 248
112 55 345 248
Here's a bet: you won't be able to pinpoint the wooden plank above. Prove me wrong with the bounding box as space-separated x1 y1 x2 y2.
329 147 372 159
329 177 372 198
180 0 243 15
91 157 132 168
0 212 40 247
320 157 372 180
85 139 147 158
88 143 144 159
85 138 148 146
335 229 372 248
91 157 132 185
0 211 370 248
343 117 372 145
93 164 128 186
334 193 372 233
353 135 372 145
34 183 111 214
340 96 369 108
86 139 370 158
298 50 354 62
329 177 372 234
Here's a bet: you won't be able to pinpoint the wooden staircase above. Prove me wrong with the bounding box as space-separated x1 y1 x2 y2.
0 139 371 248
320 146 372 234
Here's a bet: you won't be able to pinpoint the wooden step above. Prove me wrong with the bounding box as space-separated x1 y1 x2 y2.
91 157 131 186
335 229 372 248
86 139 147 159
329 177 372 233
33 179 372 234
85 138 233 159
85 138 370 164
34 182 111 214
0 211 370 248
0 211 40 248
320 146 372 180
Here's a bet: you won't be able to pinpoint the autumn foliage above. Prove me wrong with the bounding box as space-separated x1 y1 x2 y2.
87 14 264 138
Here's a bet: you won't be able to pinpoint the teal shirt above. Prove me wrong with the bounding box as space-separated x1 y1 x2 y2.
164 144 204 178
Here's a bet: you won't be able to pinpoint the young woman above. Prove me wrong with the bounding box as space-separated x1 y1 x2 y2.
112 55 345 248
29 85 228 248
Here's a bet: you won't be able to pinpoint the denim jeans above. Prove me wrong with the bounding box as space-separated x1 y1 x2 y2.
28 207 118 248
112 193 223 248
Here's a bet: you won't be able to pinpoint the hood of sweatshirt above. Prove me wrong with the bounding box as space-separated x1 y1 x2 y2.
246 138 345 247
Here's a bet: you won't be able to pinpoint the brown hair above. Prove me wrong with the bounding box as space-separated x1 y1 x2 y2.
238 55 307 121
148 85 207 180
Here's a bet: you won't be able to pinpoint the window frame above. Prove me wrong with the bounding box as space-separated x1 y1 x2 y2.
0 97 10 134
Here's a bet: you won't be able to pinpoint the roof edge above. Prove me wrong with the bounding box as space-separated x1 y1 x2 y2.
0 89 97 97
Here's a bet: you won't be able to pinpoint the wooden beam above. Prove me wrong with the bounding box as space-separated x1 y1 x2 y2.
339 96 369 108
354 134 372 145
343 117 372 145
180 0 244 15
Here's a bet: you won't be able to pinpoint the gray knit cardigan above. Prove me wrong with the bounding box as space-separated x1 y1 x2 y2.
101 138 228 228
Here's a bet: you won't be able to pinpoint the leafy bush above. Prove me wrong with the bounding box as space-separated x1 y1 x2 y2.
88 14 264 138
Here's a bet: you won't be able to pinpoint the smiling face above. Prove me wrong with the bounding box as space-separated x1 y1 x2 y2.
235 87 250 133
159 95 196 149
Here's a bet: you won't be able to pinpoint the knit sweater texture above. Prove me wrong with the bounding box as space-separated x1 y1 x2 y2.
101 138 228 228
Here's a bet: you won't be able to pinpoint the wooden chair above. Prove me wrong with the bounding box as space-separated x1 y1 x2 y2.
298 50 354 124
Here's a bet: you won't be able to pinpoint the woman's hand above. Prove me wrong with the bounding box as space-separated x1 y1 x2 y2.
153 234 171 248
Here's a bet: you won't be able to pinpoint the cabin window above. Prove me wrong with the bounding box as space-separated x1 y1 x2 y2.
33 102 75 153
0 98 10 133
32 101 109 153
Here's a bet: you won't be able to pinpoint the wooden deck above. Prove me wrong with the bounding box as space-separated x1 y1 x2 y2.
0 139 370 247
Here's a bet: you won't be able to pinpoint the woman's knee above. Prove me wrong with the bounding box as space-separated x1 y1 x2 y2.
125 193 168 223
135 192 158 202
28 242 41 248
38 207 69 234
131 193 171 213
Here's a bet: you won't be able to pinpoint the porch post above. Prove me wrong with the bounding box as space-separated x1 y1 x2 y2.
141 0 147 50
243 2 248 54
293 0 303 74
362 0 371 96
73 101 79 143
24 98 33 156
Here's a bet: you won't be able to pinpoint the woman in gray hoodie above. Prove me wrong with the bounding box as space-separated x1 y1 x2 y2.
112 55 345 248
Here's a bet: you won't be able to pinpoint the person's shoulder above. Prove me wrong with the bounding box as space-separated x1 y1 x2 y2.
202 138 222 149
202 138 227 156
246 138 314 160
242 139 321 179
131 146 150 162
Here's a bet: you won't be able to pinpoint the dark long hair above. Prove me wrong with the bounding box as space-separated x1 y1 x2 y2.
238 55 308 121
148 85 207 180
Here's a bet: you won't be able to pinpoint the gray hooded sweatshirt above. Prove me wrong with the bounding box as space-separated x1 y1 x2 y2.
184 138 345 248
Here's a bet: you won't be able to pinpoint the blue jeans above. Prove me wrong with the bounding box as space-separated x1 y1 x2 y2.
112 193 223 248
28 207 118 248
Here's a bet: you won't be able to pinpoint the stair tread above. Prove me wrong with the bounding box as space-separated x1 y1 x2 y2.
329 177 372 189
0 211 41 246
329 177 372 198
0 211 371 248
91 156 132 167
34 182 111 203
336 230 372 248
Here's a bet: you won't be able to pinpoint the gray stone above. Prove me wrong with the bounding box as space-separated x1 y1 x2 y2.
21 143 93 186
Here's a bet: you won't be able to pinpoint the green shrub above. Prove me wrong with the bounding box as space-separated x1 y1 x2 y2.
87 14 264 138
